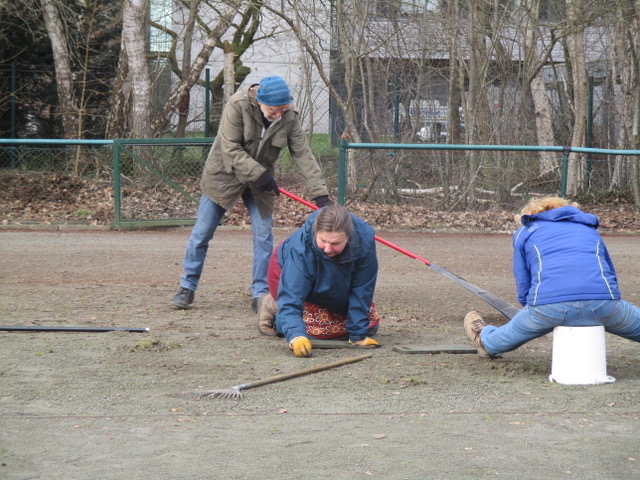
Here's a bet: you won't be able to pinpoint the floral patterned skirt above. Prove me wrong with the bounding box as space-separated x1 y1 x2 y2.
303 302 380 339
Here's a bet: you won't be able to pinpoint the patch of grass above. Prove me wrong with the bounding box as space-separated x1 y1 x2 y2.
129 338 181 352
74 207 95 218
279 134 338 174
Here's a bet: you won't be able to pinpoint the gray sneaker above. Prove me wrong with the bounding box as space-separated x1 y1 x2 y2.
171 287 194 308
464 311 492 358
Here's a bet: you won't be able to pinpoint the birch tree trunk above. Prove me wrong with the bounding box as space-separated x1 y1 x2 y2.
122 0 152 139
40 0 79 140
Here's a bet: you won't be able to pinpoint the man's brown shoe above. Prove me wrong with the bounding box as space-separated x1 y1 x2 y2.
257 293 278 337
464 311 492 358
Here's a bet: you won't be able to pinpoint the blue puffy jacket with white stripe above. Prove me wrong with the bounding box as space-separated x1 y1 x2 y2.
275 209 378 342
512 205 620 307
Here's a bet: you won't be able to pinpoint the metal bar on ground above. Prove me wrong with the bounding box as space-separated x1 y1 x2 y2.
0 326 149 333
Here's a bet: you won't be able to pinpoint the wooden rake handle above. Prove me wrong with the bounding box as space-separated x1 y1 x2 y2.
234 353 373 391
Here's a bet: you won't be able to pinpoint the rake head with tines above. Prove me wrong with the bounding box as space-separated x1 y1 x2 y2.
201 385 245 400
185 353 373 401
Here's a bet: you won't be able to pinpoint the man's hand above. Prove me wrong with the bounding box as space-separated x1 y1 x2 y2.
314 195 332 208
349 337 380 347
289 336 312 357
255 171 280 196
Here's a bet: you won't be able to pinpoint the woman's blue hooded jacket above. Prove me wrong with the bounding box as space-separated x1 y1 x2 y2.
512 205 620 307
275 210 378 342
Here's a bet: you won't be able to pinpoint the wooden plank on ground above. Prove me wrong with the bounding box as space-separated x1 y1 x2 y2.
392 344 478 354
311 340 380 349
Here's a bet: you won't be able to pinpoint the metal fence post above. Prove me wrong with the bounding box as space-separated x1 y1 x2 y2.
586 76 593 188
205 68 211 138
338 138 348 205
10 63 17 168
112 140 122 228
560 146 571 197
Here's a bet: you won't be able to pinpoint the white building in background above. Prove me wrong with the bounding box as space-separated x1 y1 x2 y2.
151 1 614 145
150 0 331 136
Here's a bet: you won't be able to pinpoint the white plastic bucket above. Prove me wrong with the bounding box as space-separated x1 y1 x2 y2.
548 326 616 385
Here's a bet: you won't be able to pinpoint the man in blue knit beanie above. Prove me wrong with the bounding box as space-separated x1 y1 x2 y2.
171 76 333 313
256 76 291 108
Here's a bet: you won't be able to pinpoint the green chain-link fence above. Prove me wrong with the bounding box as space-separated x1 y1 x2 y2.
0 141 112 175
1 139 638 228
112 138 211 227
336 143 640 208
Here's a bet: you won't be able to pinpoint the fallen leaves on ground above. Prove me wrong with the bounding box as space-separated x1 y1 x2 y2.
1 172 638 233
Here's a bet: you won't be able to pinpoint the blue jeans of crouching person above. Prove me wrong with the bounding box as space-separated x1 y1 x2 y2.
480 299 640 355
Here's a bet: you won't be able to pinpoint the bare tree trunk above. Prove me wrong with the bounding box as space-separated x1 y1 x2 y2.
632 0 640 206
607 3 635 189
223 40 235 105
633 84 640 205
122 0 152 139
521 0 558 173
565 0 588 196
446 1 463 146
150 3 240 136
466 1 493 146
106 39 131 140
176 0 201 138
40 0 79 140
298 46 315 139
464 0 494 203
334 0 364 143
360 56 377 142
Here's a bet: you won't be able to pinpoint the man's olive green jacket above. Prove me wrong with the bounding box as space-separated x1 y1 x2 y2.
200 84 329 218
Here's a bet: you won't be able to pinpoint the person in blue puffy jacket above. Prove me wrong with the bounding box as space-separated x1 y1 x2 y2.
464 196 640 357
257 204 381 357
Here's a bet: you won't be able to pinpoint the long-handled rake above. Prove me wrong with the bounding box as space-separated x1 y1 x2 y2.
190 353 373 400
279 188 520 320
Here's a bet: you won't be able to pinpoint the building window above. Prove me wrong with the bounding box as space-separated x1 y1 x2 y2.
149 0 172 53
510 0 565 21
539 0 565 21
370 0 440 18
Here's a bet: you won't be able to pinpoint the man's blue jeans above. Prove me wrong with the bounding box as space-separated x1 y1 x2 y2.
481 300 640 355
180 191 273 299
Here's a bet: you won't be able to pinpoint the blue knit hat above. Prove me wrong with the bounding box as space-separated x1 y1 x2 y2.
256 76 291 106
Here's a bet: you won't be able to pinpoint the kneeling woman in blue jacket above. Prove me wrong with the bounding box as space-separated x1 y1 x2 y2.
258 204 381 357
464 196 640 357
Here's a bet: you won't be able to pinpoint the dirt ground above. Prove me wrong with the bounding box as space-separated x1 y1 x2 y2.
1 226 639 480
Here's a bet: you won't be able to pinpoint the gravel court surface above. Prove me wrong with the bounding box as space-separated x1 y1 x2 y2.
1 228 639 479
